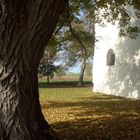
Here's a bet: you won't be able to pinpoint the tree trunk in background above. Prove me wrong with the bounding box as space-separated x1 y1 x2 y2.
47 75 50 83
0 0 66 139
77 58 86 86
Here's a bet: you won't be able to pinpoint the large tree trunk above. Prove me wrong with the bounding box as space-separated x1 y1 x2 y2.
0 0 66 139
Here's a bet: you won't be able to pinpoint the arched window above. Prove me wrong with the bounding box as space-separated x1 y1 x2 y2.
107 49 115 66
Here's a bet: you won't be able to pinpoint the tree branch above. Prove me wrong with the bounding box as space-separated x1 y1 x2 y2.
66 1 87 57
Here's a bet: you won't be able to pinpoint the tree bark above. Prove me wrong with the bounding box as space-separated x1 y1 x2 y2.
47 75 50 83
77 58 86 87
0 0 66 139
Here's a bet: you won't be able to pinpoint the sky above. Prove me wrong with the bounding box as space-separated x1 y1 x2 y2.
68 65 81 73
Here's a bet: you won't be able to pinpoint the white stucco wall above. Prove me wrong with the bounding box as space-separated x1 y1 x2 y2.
93 22 140 99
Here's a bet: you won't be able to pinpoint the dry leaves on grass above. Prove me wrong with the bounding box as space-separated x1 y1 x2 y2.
40 87 140 140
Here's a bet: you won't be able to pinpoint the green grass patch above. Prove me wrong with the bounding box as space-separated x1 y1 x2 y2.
40 86 93 102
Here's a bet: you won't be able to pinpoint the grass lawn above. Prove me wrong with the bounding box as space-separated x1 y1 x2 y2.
39 81 140 140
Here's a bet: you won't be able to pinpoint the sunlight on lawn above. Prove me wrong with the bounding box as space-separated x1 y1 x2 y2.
39 82 140 140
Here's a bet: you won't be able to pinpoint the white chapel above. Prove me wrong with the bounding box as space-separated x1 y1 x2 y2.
93 20 140 99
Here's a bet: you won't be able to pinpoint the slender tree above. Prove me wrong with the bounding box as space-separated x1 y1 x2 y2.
0 0 66 139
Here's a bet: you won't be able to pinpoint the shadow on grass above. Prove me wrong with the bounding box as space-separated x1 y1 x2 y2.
39 81 92 88
41 94 140 140
52 117 140 140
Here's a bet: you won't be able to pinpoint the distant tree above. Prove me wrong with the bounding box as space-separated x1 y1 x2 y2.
38 64 59 83
54 2 95 86
39 36 61 83
38 38 66 82
63 22 94 86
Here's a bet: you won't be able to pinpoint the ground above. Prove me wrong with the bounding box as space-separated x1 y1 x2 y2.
39 76 140 140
